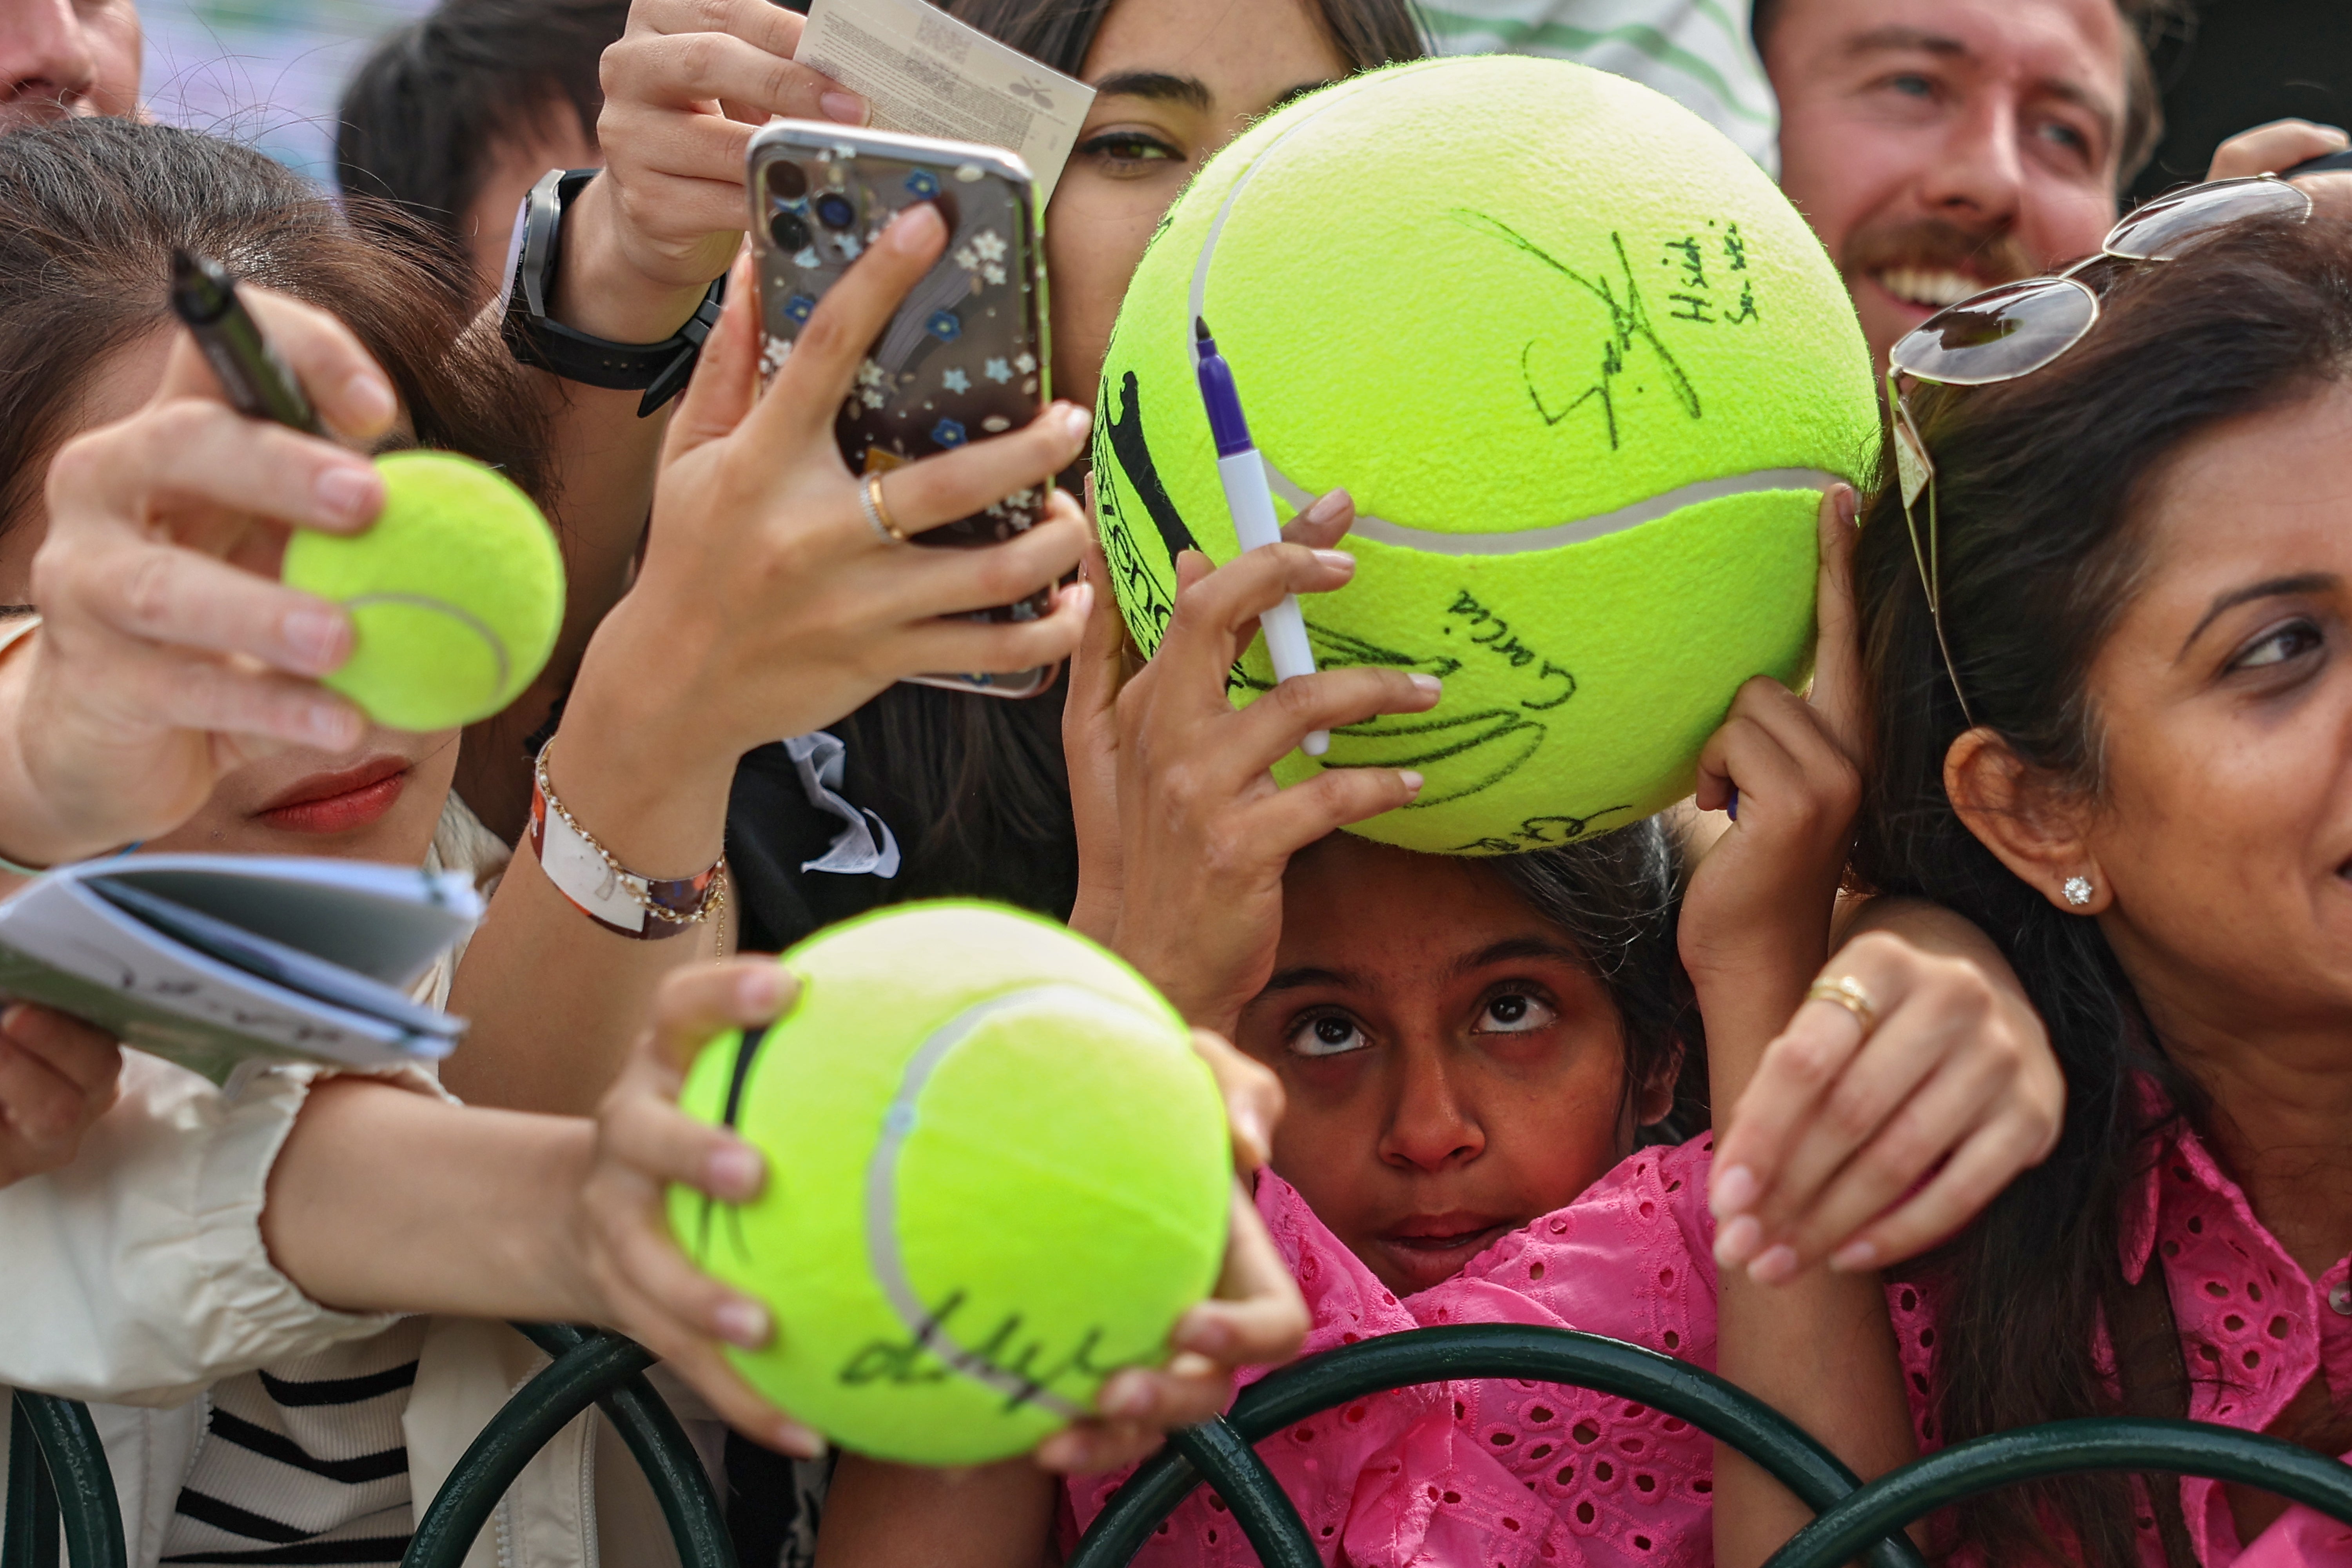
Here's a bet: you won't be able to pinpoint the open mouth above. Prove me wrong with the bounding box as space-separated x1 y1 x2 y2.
1871 267 1988 310
256 755 411 835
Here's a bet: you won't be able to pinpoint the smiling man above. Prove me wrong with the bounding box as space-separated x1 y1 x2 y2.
1759 0 2162 371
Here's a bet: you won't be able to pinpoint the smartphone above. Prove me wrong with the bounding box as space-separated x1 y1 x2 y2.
748 123 1055 699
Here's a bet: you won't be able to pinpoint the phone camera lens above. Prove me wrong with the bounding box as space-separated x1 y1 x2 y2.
814 192 857 229
768 161 808 200
770 211 812 252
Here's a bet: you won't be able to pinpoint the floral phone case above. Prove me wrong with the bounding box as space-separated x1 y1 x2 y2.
748 123 1053 699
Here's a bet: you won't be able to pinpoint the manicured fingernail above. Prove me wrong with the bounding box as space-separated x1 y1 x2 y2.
283 605 349 673
1303 488 1350 525
306 700 362 750
1311 548 1354 574
314 463 380 523
706 1140 765 1199
1408 673 1442 696
1397 769 1425 797
818 91 868 125
1035 1432 1087 1472
1837 485 1858 530
776 1420 826 1458
737 964 787 1014
713 1298 771 1348
1748 1245 1800 1285
341 374 396 429
1059 402 1093 441
1726 786 1739 822
1099 1372 1154 1418
889 202 944 251
1715 1213 1761 1265
1711 1164 1759 1218
1830 1239 1877 1272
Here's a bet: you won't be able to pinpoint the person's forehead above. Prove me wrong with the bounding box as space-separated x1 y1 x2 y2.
1080 0 1349 116
1788 0 2127 99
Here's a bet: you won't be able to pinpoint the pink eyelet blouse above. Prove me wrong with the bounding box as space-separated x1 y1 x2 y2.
1063 1119 2352 1568
1062 1138 1726 1567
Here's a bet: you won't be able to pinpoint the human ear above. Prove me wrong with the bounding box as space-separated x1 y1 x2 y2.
1942 728 2110 915
1633 1040 1685 1128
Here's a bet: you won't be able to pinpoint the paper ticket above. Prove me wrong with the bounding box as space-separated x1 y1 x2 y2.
795 0 1097 201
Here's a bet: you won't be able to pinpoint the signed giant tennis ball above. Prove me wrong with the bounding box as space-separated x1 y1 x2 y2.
1094 55 1877 854
282 450 565 732
668 902 1230 1466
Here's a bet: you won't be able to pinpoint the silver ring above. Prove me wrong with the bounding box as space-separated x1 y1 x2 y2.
859 473 907 546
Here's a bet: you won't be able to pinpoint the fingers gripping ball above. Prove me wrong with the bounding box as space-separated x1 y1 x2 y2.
669 903 1232 1465
281 451 565 731
1092 55 1880 855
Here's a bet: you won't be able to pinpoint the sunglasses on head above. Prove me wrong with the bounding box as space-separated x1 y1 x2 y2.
1883 174 2316 725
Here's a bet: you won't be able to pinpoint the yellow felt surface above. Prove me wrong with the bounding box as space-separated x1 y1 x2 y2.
1092 56 1878 853
281 451 565 732
670 903 1230 1466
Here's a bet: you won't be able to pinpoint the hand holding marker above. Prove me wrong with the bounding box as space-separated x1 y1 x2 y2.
1193 318 1327 757
171 251 564 733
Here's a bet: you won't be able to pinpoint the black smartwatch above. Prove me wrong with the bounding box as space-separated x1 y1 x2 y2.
499 168 726 417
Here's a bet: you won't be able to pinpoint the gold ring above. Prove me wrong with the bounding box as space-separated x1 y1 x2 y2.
1804 973 1879 1036
859 473 907 545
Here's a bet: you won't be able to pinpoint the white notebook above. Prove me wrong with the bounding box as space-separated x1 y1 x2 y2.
0 854 482 1083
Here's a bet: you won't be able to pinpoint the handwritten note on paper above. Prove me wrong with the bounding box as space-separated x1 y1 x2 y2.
795 0 1096 200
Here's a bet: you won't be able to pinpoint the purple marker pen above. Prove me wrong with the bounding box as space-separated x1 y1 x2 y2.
1194 317 1326 757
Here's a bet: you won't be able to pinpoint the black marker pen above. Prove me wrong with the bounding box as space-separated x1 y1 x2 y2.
168 249 323 434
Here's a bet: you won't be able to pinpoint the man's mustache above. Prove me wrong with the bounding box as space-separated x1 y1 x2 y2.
1843 219 2039 285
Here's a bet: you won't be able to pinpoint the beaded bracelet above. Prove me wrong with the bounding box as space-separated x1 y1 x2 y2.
528 741 725 940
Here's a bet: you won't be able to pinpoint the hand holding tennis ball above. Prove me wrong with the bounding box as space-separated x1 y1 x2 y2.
668 902 1232 1465
280 450 566 732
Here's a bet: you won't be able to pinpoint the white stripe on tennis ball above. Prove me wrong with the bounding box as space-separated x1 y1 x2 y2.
339 592 512 694
862 983 1164 1423
1183 65 1844 555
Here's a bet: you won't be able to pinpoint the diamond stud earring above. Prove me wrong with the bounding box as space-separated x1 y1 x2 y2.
2063 875 2094 908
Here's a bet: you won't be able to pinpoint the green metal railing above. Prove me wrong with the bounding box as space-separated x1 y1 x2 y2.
4 1392 125 1568
1065 1325 1924 1568
15 1326 2352 1568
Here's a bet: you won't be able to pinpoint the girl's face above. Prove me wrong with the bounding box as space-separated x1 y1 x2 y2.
1236 834 1666 1297
1045 0 1352 416
6 329 461 872
2061 381 2352 1057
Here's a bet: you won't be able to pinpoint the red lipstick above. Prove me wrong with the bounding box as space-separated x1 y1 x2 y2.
256 755 410 835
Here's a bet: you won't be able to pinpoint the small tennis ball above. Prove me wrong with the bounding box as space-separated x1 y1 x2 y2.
669 902 1231 1466
1094 55 1879 855
281 450 565 732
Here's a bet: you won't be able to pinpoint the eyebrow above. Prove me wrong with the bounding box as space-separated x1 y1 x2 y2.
1452 936 1590 978
1843 25 2116 133
1258 964 1363 995
2178 572 2340 660
1844 25 1971 61
1088 71 1212 110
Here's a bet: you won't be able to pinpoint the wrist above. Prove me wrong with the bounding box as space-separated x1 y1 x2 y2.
542 672 736 881
552 176 728 346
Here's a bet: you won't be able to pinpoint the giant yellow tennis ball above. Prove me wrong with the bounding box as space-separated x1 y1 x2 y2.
1094 55 1878 854
281 450 565 732
668 902 1231 1466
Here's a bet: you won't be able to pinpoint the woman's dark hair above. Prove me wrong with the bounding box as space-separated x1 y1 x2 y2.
815 0 1427 917
1850 211 2352 1565
943 0 1428 79
337 0 628 281
0 118 553 537
1498 818 1703 1137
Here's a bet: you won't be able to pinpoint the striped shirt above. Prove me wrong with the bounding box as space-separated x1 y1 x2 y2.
157 1274 427 1563
1420 0 1782 174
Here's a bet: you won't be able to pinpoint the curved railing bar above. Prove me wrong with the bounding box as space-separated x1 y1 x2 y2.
1069 1325 1925 1568
1765 1417 2352 1568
